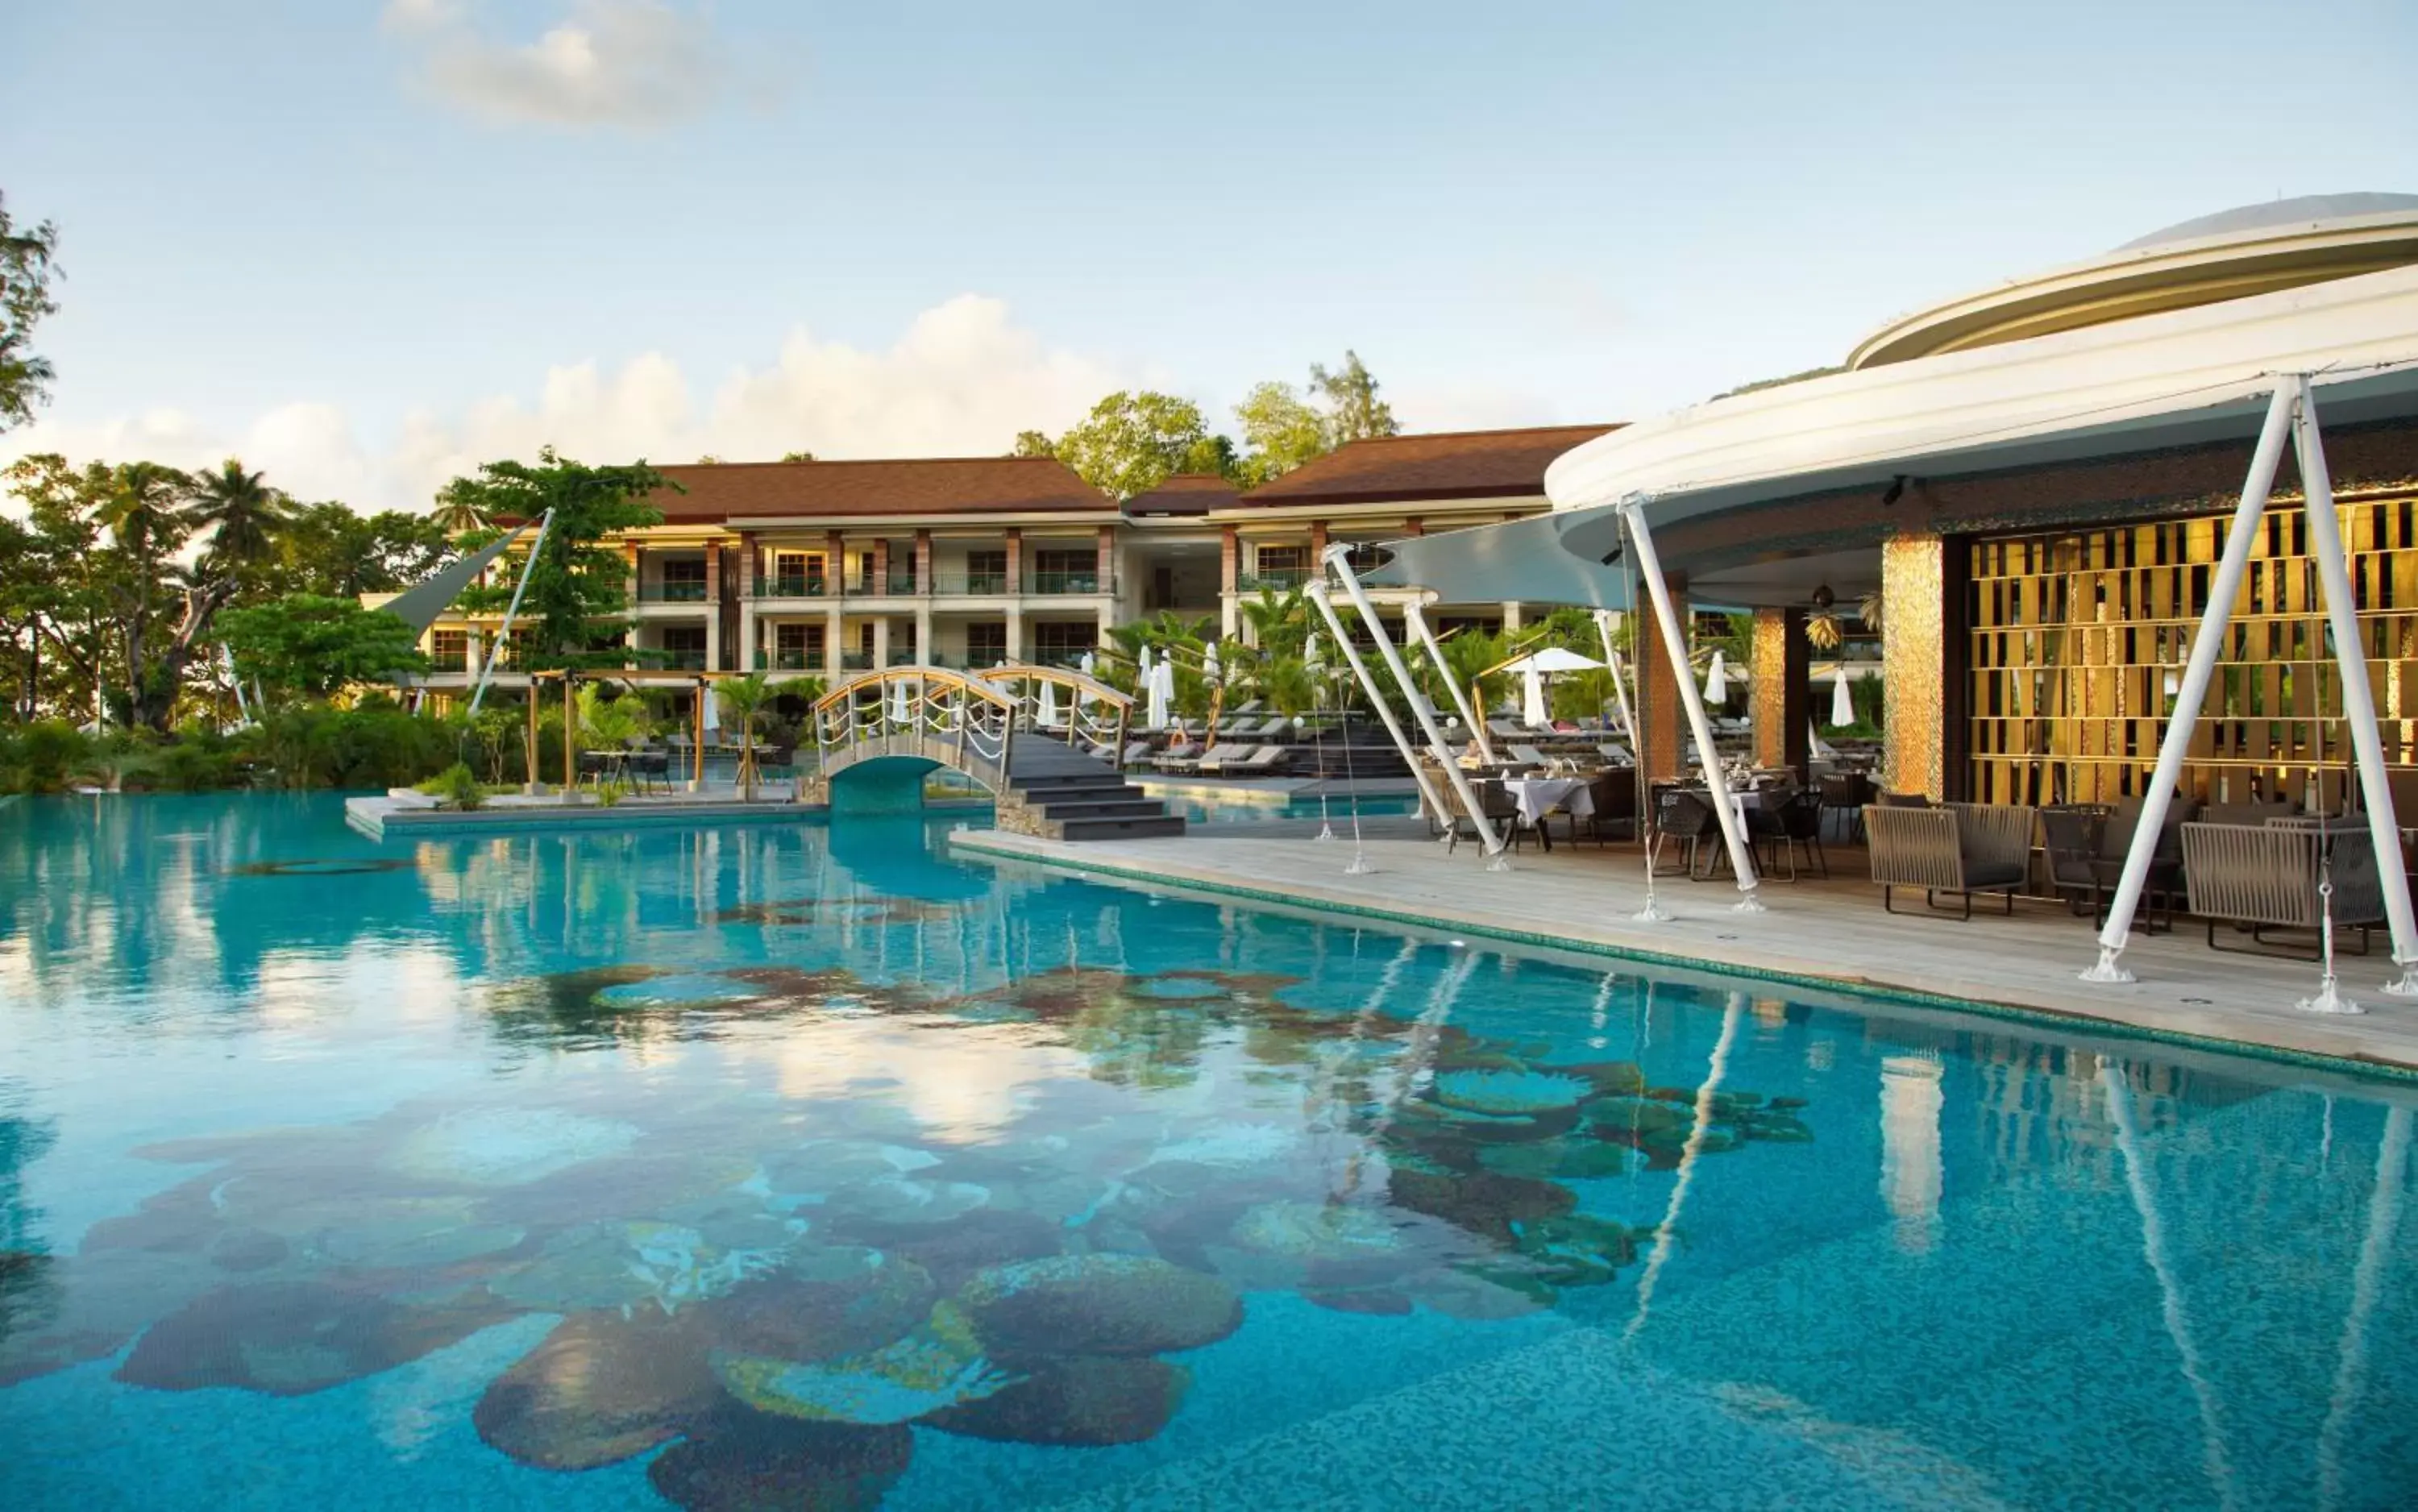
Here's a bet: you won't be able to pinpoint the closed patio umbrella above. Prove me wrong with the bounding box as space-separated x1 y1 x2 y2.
1145 658 1172 729
1037 678 1061 729
1522 663 1550 728
1703 650 1729 708
1829 663 1855 728
1078 651 1095 679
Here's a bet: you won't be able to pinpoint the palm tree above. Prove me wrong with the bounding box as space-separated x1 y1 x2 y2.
716 672 773 800
185 459 292 580
431 480 487 536
95 462 190 559
1237 585 1311 658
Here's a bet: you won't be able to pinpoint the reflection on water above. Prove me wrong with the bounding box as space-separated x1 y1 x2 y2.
0 795 2415 1510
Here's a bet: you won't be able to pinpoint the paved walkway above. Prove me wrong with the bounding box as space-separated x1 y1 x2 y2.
949 824 2418 1077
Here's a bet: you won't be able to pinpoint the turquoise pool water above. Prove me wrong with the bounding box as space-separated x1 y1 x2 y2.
1158 790 1420 825
1 794 2414 1509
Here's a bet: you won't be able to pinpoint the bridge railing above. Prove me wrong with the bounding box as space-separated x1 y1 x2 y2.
978 666 1135 771
811 666 1018 790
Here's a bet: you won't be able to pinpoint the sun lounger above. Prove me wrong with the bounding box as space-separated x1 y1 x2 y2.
1507 743 1552 770
1597 743 1634 766
1182 742 1251 774
1245 716 1291 738
1207 744 1290 776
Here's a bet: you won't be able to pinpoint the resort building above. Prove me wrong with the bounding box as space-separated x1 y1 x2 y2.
1367 193 2418 811
397 425 1620 696
1210 424 1616 640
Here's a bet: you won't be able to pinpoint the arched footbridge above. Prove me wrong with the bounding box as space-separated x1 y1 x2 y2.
802 664 1186 841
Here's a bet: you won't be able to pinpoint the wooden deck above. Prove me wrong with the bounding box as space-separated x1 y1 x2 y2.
949 819 2418 1078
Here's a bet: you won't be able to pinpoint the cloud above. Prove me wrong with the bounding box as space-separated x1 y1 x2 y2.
381 0 777 130
3 296 1132 513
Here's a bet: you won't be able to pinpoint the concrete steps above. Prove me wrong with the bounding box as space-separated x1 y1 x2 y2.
1006 733 1186 843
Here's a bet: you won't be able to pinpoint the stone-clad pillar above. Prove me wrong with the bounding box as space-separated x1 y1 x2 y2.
1003 528 1022 594
914 530 933 594
1882 532 1948 800
1639 571 1689 784
1751 607 1809 775
872 538 891 592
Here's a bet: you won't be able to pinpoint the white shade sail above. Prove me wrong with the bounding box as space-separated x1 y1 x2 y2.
1356 508 1636 610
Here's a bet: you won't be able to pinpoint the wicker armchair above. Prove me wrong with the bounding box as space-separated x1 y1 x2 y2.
2179 820 2385 957
1863 802 2038 918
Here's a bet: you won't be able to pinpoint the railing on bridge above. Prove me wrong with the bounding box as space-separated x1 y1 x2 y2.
808 662 1136 795
981 664 1134 771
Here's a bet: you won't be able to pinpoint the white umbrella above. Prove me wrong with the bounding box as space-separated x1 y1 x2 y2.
1703 650 1729 708
1145 658 1172 730
1521 663 1550 728
701 685 721 736
1502 646 1604 675
1037 678 1061 729
1828 663 1855 728
891 680 912 729
1305 631 1323 668
1203 642 1222 683
1078 651 1095 679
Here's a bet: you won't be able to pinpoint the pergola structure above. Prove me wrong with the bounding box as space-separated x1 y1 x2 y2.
519 667 819 797
1311 256 2418 1006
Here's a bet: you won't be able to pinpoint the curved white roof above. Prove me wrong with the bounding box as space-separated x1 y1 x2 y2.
2118 193 2418 251
1544 263 2418 537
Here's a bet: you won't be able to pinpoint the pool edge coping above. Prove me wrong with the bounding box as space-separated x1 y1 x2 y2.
945 827 2418 1086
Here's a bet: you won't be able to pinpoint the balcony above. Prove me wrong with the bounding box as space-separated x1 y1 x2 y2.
838 650 874 671
638 581 712 604
765 649 821 671
932 571 1009 596
839 573 924 596
1237 568 1311 592
754 576 833 600
652 650 708 671
1028 570 1107 596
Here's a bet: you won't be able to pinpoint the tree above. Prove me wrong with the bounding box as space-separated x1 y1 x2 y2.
1232 383 1328 487
1033 392 1233 500
430 479 488 536
185 459 294 587
447 448 670 671
1309 350 1398 444
95 462 198 729
779 450 816 463
277 504 455 600
0 192 60 433
716 671 773 799
218 594 430 703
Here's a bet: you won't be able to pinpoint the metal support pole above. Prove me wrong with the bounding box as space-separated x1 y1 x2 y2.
1307 582 1452 829
561 675 575 798
1620 500 1761 911
2295 385 2418 996
523 677 539 793
467 511 550 716
1325 547 1510 867
2084 384 2298 982
1405 602 1493 762
1594 609 1639 744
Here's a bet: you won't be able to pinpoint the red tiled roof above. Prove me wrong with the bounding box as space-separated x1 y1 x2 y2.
642 455 1111 522
1232 424 1621 507
1124 471 1240 517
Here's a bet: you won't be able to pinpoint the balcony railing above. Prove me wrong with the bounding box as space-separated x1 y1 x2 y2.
838 650 874 671
766 649 821 671
932 571 1010 595
839 574 924 596
652 650 708 671
754 576 833 599
1028 571 1107 596
1237 568 1311 592
638 581 712 603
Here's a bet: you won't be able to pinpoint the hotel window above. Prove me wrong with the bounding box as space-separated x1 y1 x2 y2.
656 557 708 602
1341 542 1392 572
773 622 823 669
1254 545 1310 586
1033 621 1098 665
430 629 469 670
658 625 707 670
964 550 1008 593
1032 547 1095 594
770 552 825 596
966 621 1008 665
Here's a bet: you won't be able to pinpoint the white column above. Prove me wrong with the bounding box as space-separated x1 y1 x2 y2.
704 613 721 675
872 617 891 669
1307 583 1452 825
1501 600 1523 633
1005 608 1025 663
1622 499 1761 911
824 607 844 677
738 604 757 671
1405 602 1493 762
2085 384 2297 982
2295 384 2418 996
1327 546 1510 866
915 607 933 667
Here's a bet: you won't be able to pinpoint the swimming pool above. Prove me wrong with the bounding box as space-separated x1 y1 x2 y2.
1156 789 1420 825
1 794 2412 1508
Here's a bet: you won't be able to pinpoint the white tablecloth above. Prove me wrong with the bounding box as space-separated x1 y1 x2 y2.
1503 776 1595 825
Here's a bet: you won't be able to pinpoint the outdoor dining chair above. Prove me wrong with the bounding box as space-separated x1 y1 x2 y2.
1757 787 1828 880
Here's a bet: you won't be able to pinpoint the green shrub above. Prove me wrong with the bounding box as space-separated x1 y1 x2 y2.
0 721 98 793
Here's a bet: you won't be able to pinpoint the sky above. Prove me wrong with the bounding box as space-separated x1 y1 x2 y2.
3 0 2414 513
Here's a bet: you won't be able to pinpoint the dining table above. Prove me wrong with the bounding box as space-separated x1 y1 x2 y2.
1501 775 1595 850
